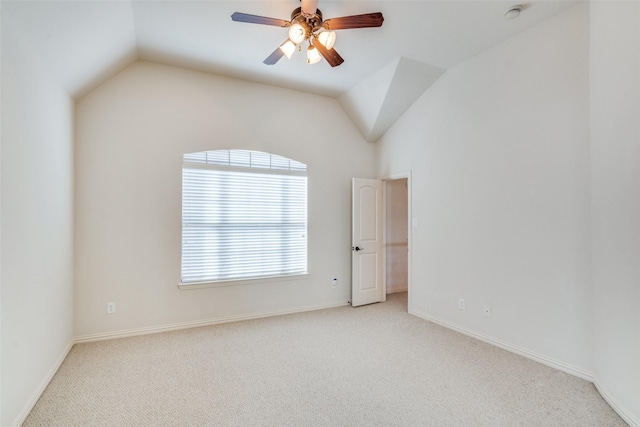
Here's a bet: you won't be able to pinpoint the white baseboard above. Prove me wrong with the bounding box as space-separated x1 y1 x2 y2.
593 375 639 427
12 340 74 427
16 304 638 427
12 303 347 426
410 308 638 427
74 301 349 343
410 308 592 379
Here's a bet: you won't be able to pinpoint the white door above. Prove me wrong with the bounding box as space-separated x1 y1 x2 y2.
351 178 383 307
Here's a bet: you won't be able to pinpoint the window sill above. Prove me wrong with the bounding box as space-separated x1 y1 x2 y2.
178 273 310 290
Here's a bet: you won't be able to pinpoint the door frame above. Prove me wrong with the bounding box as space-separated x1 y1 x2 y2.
381 171 412 310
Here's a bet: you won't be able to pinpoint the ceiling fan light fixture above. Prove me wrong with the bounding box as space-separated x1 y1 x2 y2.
307 45 322 64
317 31 336 49
279 40 296 59
289 21 309 44
231 3 384 67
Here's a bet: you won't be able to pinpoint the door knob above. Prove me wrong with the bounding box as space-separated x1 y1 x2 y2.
353 246 362 251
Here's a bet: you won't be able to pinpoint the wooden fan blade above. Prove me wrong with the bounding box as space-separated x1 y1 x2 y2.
301 0 318 16
323 13 384 30
314 41 344 67
264 45 286 65
231 12 290 27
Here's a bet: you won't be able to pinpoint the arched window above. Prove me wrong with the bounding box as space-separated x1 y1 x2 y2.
181 150 308 285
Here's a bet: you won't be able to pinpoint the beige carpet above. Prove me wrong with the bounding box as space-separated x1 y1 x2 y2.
24 293 626 426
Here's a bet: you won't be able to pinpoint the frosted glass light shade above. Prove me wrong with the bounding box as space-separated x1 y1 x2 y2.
307 46 321 64
289 22 308 44
279 40 296 59
317 31 336 49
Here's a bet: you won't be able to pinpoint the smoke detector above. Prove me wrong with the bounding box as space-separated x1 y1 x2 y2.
505 5 523 19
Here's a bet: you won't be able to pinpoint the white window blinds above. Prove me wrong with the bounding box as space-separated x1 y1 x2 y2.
181 150 308 284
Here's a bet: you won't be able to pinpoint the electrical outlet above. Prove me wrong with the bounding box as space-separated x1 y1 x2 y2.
458 298 465 310
106 302 116 314
483 304 491 317
332 278 337 288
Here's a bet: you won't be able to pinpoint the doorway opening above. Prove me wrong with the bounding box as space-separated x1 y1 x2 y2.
383 173 411 311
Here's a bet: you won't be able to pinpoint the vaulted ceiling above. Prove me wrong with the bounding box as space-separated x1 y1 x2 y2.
3 0 580 141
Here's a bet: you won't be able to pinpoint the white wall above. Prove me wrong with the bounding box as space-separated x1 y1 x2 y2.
74 61 376 338
377 3 591 372
590 1 640 424
1 12 75 427
377 3 640 423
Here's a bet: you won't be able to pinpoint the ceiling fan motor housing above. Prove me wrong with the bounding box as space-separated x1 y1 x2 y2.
291 7 324 33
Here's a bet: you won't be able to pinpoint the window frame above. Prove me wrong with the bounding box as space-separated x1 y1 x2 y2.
180 150 309 288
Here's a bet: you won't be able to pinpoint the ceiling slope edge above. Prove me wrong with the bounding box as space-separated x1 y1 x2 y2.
338 57 445 143
338 58 399 143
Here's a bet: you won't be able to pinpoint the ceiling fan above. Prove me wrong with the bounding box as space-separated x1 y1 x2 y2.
231 0 384 67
